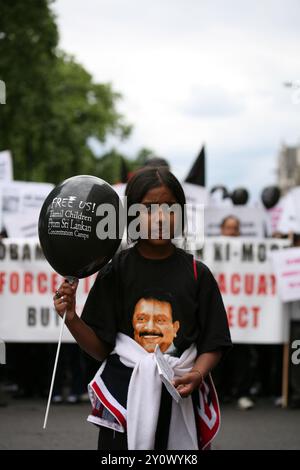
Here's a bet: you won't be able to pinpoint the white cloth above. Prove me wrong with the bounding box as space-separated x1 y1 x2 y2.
113 332 199 450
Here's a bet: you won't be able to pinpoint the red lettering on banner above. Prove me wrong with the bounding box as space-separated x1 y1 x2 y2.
252 306 260 327
257 275 267 295
51 273 60 293
24 272 33 293
270 274 276 295
226 305 261 328
282 270 300 276
227 305 234 327
217 273 275 296
10 272 19 293
0 272 5 293
245 275 254 295
289 281 300 288
217 273 226 294
286 258 300 265
37 273 47 293
231 273 240 295
238 306 248 328
0 270 96 295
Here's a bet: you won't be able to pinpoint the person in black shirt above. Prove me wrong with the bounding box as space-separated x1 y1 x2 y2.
54 167 232 450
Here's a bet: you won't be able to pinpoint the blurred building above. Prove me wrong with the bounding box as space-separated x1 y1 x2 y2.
278 143 300 193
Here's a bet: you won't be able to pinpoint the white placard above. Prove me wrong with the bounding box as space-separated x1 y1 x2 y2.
0 181 54 237
205 206 266 238
0 150 13 181
264 196 288 236
277 187 300 234
270 247 300 302
182 182 208 249
182 182 208 206
0 186 3 232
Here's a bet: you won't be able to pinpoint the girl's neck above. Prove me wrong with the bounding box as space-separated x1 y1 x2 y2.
136 241 175 260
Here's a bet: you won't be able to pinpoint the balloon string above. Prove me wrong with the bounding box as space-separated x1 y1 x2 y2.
43 311 66 429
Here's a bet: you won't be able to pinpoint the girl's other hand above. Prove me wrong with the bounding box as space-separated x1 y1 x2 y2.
172 371 203 398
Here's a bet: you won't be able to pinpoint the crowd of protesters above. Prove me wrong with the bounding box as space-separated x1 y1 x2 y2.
0 157 300 410
1 215 299 410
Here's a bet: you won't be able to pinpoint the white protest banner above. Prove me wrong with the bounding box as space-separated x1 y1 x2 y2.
0 238 96 342
201 237 290 343
264 199 285 236
277 187 300 234
0 180 54 213
182 182 207 249
204 206 266 238
0 186 2 232
0 237 290 344
0 150 13 181
270 247 300 303
4 213 42 238
0 181 54 237
182 182 208 206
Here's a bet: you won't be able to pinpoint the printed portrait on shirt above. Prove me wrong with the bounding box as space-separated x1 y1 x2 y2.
132 289 180 353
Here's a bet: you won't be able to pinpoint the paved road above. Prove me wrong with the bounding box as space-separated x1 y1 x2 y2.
214 401 300 450
0 398 299 450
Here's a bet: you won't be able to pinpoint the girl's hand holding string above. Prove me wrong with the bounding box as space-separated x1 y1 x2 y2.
53 279 79 322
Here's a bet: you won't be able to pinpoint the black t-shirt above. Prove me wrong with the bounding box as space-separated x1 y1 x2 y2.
81 245 232 356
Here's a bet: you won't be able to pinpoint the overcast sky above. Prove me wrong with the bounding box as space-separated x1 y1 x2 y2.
53 0 300 200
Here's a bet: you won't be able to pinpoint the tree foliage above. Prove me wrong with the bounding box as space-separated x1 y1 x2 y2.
0 0 134 184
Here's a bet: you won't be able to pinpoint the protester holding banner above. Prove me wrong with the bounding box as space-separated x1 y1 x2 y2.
220 215 240 237
288 234 300 408
53 167 232 450
217 215 256 410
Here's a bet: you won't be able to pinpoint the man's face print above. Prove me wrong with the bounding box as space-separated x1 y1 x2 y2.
132 297 180 353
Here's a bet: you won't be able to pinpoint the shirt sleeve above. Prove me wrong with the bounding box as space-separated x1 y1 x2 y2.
80 257 120 348
196 261 232 356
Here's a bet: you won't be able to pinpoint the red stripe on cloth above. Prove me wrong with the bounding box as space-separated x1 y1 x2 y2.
193 257 198 281
92 406 103 418
92 381 127 430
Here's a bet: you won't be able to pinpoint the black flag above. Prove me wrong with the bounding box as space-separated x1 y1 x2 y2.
185 146 206 187
120 157 129 183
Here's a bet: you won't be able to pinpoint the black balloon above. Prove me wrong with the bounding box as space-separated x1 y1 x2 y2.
231 187 249 205
210 185 230 199
261 186 281 209
38 175 124 278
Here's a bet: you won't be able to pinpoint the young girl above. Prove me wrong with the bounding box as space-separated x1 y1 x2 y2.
54 167 232 450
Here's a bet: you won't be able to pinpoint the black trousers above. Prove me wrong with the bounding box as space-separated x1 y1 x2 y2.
97 384 173 450
290 321 300 401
